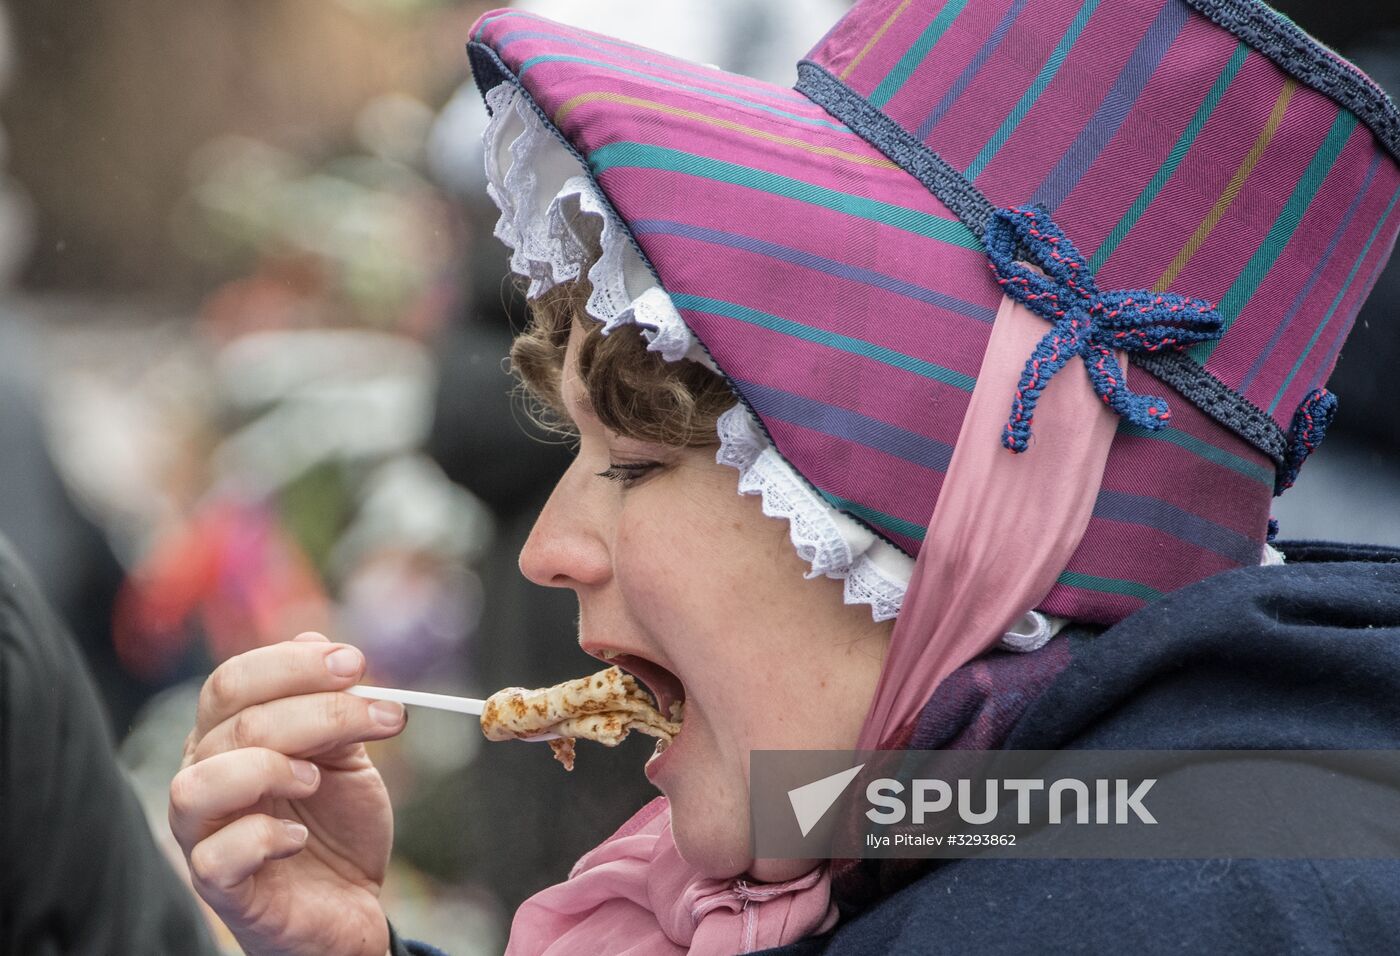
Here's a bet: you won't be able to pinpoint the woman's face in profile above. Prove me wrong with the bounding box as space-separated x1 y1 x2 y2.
518 318 893 881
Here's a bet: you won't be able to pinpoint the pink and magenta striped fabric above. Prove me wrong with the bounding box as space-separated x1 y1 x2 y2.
470 0 1400 624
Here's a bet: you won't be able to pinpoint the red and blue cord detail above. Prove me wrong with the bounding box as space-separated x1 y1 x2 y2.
984 206 1224 453
1274 387 1338 496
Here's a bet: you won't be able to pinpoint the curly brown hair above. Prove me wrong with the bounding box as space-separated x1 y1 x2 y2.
509 276 735 446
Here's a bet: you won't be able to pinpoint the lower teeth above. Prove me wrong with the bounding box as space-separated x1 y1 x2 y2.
654 737 670 755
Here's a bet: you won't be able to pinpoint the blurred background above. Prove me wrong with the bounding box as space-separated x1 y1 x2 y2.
0 0 1396 952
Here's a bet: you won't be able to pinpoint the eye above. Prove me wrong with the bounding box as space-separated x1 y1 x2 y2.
595 461 660 488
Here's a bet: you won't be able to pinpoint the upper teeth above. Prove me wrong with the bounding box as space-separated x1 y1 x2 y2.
598 648 620 660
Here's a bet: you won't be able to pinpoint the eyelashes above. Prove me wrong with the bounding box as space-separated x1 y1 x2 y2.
595 461 661 488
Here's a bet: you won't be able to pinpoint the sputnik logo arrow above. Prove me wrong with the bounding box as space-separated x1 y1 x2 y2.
787 764 865 838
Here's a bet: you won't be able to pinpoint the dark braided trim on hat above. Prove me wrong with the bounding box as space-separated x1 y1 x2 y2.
795 59 1291 471
1182 0 1400 164
1132 352 1287 465
797 61 996 239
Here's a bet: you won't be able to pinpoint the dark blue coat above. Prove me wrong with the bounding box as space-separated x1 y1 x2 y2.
763 541 1400 955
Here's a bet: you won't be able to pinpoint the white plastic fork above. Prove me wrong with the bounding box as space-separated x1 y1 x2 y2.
348 685 561 741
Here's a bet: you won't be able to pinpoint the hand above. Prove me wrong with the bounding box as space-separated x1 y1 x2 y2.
170 632 407 956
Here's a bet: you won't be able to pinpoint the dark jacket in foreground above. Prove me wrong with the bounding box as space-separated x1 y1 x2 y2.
0 537 217 955
768 540 1400 955
399 541 1400 954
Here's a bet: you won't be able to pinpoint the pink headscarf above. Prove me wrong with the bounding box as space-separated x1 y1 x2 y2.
506 296 1124 954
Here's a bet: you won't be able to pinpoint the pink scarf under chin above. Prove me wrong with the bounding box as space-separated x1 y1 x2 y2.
507 298 1124 954
505 797 837 955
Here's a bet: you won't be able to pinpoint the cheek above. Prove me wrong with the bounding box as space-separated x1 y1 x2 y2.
612 507 685 620
612 486 770 723
612 487 749 633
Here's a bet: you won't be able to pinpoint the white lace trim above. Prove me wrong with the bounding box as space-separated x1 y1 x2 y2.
481 81 1062 642
1000 608 1067 653
483 84 713 370
716 404 911 621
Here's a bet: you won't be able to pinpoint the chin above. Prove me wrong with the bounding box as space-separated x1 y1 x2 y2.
670 806 820 883
667 791 751 880
668 783 824 884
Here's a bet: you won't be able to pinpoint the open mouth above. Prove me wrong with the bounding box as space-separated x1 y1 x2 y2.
597 649 686 752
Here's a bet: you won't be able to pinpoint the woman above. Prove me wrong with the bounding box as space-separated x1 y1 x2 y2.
169 0 1400 953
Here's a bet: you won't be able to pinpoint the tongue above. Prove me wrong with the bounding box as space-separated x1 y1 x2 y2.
616 654 685 719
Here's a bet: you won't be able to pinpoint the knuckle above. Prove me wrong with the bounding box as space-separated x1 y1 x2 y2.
205 665 241 719
230 708 261 750
259 816 286 847
168 766 201 817
257 748 285 782
324 694 355 736
188 840 224 888
210 665 239 708
180 727 199 764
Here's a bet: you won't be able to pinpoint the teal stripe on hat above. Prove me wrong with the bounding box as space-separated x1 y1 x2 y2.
963 0 1104 181
590 143 982 248
819 491 929 543
671 293 978 392
475 10 513 35
1192 109 1359 363
868 0 972 108
518 55 849 131
1266 182 1400 414
1089 42 1249 272
1056 570 1164 603
1118 422 1273 486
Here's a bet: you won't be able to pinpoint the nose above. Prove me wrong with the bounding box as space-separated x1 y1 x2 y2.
518 459 612 590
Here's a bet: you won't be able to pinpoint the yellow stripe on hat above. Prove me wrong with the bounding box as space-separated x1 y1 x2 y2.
554 92 900 170
841 0 916 80
1155 79 1298 292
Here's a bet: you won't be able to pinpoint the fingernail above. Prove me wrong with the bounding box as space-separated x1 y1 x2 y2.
324 647 362 677
282 820 309 843
290 759 319 785
369 700 405 727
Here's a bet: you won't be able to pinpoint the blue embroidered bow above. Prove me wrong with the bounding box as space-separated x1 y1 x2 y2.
985 206 1224 453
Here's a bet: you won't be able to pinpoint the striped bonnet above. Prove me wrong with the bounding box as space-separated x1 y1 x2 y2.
468 0 1400 626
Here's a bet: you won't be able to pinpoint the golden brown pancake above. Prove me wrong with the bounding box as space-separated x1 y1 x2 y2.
480 666 681 770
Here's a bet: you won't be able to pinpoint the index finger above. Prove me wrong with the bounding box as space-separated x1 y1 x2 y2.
194 634 365 740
